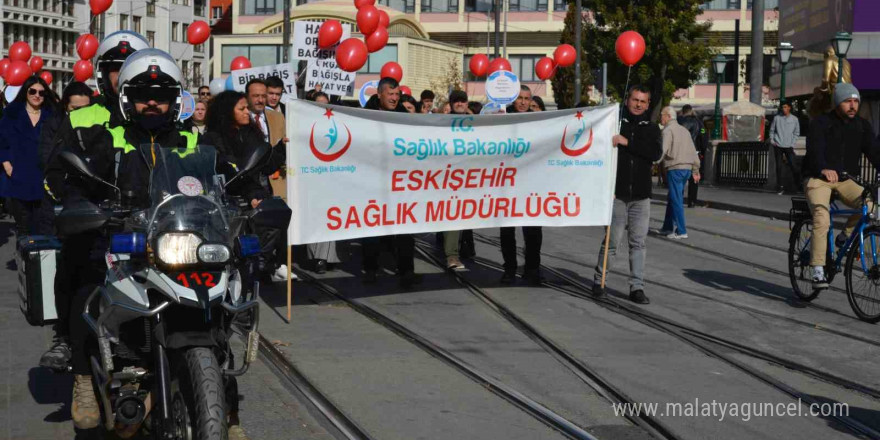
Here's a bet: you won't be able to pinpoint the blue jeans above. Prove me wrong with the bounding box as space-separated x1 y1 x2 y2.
662 169 691 235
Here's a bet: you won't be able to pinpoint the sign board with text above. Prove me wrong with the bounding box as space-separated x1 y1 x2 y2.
305 58 356 97
230 63 298 94
292 20 352 62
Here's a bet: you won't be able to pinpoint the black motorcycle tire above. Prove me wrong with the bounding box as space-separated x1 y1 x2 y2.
179 347 228 440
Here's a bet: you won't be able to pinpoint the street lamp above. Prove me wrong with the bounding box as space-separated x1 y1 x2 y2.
832 31 852 84
777 41 793 105
712 54 727 140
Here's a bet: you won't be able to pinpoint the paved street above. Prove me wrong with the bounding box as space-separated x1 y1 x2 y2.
3 190 880 439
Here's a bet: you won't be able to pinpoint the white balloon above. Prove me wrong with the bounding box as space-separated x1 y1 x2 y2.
4 85 21 103
209 77 226 96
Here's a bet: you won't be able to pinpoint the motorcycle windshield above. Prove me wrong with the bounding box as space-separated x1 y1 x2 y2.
147 144 228 243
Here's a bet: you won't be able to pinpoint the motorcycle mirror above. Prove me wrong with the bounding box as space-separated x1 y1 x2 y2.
225 143 270 188
59 151 121 194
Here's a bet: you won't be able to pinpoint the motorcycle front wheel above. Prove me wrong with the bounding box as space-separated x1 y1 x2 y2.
170 347 228 440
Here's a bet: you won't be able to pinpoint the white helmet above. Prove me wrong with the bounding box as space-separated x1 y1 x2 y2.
95 30 150 97
117 49 184 122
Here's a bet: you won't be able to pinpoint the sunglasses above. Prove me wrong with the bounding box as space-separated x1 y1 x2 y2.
199 92 210 96
127 87 178 104
28 88 46 97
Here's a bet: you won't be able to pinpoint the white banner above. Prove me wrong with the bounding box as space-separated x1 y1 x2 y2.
292 20 351 62
286 101 619 244
304 58 356 97
230 63 297 94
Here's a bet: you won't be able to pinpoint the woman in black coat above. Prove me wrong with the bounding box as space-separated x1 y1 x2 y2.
0 76 60 235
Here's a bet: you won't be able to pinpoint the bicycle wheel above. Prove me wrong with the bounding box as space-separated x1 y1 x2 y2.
789 219 821 301
845 227 880 323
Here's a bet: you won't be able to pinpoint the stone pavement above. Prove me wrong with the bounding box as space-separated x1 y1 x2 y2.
652 182 795 220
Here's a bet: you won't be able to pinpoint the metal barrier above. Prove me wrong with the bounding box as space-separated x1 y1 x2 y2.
714 142 769 186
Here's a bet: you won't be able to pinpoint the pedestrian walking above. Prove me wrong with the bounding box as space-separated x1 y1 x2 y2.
0 76 58 236
592 85 662 304
770 100 802 194
658 106 701 239
677 104 708 206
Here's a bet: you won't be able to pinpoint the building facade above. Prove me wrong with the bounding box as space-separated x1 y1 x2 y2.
210 0 780 108
1 0 90 94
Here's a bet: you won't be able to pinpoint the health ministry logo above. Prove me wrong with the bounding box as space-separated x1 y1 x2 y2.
560 111 593 157
309 108 352 162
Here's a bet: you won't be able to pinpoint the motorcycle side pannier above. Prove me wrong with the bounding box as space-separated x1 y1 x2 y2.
17 235 62 326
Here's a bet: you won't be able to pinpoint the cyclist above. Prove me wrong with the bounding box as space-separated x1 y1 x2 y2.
803 83 880 289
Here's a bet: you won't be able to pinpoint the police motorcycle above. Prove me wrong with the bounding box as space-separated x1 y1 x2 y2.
57 140 291 439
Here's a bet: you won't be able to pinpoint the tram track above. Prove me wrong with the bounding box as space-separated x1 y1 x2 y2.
291 270 600 440
464 233 880 439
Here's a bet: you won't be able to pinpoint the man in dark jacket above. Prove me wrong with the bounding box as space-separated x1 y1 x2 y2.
677 104 708 207
803 84 880 289
362 77 422 287
592 85 662 304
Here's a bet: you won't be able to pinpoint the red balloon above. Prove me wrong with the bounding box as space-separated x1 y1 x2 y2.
28 56 44 73
379 61 403 82
9 42 31 62
76 34 99 59
400 85 412 96
73 59 93 82
357 6 380 36
488 57 511 74
0 59 10 79
469 54 489 77
89 0 112 15
318 20 344 49
5 61 32 86
335 38 368 72
554 44 576 68
615 30 646 67
354 0 375 8
378 10 390 28
39 70 53 85
535 57 556 81
230 56 252 71
187 20 211 45
366 27 389 53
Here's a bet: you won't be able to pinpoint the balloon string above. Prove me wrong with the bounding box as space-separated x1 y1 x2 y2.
617 64 632 132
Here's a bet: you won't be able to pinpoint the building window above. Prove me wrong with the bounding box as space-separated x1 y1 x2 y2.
120 14 128 30
147 30 155 46
182 60 190 87
212 6 222 18
172 22 179 42
697 54 737 84
509 0 547 12
358 45 398 73
465 0 491 12
147 1 155 16
421 0 459 12
553 0 565 11
242 0 276 15
193 62 202 87
132 16 141 34
182 23 188 41
194 0 205 16
376 0 411 13
511 55 542 81
220 45 283 73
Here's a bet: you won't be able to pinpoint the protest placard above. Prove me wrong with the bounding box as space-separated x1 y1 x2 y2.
286 101 619 244
304 58 356 97
292 20 351 62
230 63 297 94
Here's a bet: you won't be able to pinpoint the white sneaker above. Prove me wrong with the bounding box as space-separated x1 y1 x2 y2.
271 265 297 282
667 233 688 239
812 266 828 289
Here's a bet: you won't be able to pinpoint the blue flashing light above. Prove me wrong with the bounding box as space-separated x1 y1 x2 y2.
111 233 147 255
237 235 261 257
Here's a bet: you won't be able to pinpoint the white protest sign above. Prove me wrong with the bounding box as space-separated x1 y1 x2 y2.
230 63 298 94
293 21 351 62
286 102 619 244
305 58 355 97
486 70 520 105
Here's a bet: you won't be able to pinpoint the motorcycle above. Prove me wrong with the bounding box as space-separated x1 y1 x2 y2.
56 143 291 439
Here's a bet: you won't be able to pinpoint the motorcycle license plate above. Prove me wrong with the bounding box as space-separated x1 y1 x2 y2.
172 272 220 289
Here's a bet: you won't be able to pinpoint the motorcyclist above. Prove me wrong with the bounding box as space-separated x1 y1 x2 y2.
38 30 150 376
57 48 201 431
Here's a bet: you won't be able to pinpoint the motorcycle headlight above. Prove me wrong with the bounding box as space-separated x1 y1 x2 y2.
198 244 230 264
157 233 202 266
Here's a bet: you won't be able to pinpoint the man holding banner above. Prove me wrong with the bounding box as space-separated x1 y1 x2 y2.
592 85 662 304
362 77 422 287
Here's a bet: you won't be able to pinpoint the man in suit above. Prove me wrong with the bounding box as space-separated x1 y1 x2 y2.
245 78 287 198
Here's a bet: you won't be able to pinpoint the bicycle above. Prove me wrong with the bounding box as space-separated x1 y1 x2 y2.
788 172 880 323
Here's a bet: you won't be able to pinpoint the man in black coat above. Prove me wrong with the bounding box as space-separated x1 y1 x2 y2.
677 104 708 207
592 85 663 304
361 77 422 288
